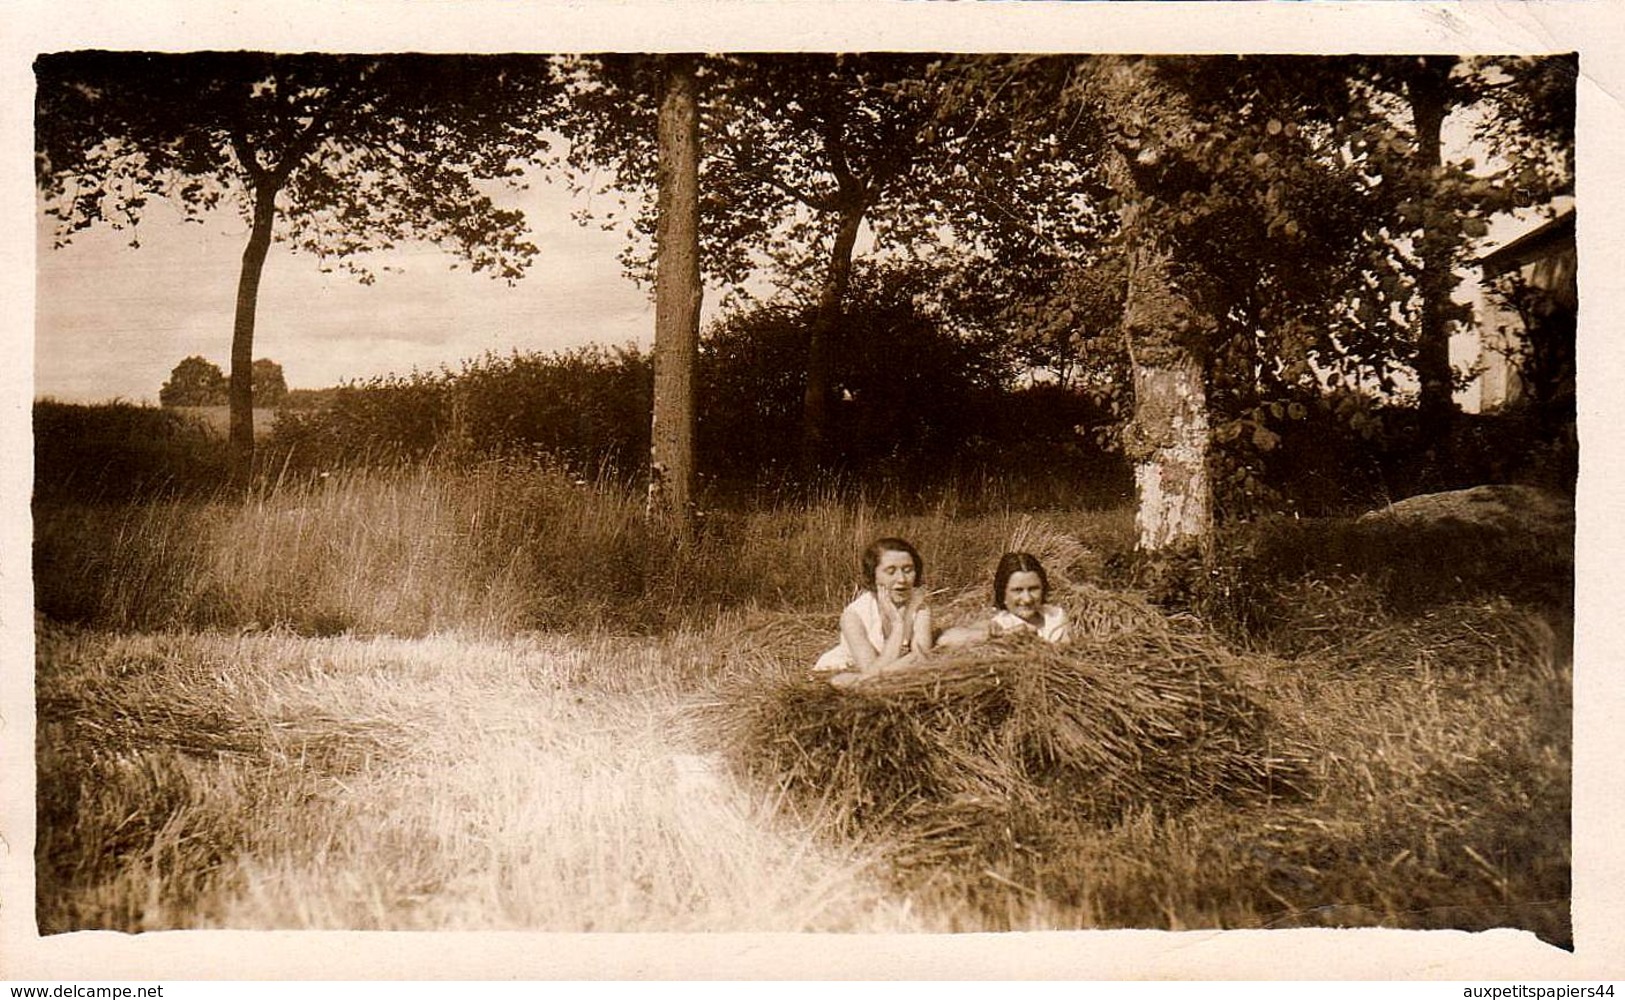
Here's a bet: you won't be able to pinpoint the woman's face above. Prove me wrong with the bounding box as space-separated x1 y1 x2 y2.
1003 570 1045 623
873 549 918 606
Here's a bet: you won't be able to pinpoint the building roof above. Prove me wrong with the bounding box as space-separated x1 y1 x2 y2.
1479 207 1576 281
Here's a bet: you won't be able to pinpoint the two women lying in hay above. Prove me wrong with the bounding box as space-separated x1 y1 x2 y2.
811 537 1071 688
712 535 1313 884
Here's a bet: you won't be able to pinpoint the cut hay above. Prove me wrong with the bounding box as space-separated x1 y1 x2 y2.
1323 598 1562 677
36 689 412 778
704 599 1314 886
710 608 836 679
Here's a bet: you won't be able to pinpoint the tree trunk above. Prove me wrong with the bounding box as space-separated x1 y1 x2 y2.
1408 56 1459 451
1089 58 1217 554
229 178 279 486
1130 354 1211 551
1121 241 1213 553
648 55 703 536
800 203 865 475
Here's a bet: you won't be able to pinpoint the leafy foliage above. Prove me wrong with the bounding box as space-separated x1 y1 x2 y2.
264 346 652 475
159 356 228 408
561 54 1112 465
36 52 554 277
34 400 229 503
254 281 1125 506
251 359 288 407
561 54 1097 288
36 52 561 474
698 263 1008 481
159 356 285 407
267 369 455 470
943 55 1575 526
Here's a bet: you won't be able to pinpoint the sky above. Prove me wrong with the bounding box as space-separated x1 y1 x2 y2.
33 167 672 403
32 104 1553 409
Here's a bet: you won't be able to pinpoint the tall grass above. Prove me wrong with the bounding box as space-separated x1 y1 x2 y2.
35 583 1571 940
35 460 1135 639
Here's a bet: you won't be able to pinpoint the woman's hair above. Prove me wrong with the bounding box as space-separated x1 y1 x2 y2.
861 537 924 590
992 551 1049 609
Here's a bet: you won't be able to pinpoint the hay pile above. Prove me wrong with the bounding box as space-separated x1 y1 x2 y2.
1323 598 1562 677
706 585 1313 879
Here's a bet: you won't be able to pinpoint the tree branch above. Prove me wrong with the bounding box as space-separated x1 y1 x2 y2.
228 128 268 186
713 136 838 212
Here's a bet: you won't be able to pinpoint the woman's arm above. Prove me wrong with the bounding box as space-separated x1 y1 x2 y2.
875 596 914 668
838 606 884 674
911 606 934 656
937 618 992 648
839 602 910 673
876 595 930 671
839 598 917 678
1048 606 1072 644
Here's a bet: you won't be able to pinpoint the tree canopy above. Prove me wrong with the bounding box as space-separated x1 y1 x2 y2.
158 356 227 408
36 51 561 479
38 51 1576 538
560 53 1110 467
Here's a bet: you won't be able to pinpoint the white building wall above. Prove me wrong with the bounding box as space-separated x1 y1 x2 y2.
1456 280 1527 414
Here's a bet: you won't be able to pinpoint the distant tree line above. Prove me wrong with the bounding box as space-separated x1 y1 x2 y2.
257 259 1565 514
160 356 287 407
263 271 1131 507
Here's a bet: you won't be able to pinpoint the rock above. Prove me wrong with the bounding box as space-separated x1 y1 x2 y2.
1359 484 1573 539
1347 485 1573 612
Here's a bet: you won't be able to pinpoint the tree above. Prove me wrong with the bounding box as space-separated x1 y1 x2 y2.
1370 55 1577 450
252 358 289 407
696 260 1014 486
947 55 1414 546
1396 57 1463 447
36 52 558 483
159 355 226 407
562 54 1105 471
648 55 702 535
711 55 949 471
950 54 1574 545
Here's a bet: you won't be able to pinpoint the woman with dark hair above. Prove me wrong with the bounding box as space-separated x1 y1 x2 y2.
811 537 934 684
939 551 1070 647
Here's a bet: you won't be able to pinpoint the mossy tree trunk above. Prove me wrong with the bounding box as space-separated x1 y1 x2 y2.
1120 240 1214 553
1084 58 1217 555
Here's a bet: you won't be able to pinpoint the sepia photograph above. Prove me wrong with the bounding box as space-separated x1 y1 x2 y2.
5 0 1623 983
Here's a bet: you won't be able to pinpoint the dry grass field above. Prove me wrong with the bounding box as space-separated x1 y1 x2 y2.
31 460 1573 942
171 406 281 440
35 626 921 932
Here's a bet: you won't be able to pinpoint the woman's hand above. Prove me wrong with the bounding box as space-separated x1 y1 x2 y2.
905 589 927 617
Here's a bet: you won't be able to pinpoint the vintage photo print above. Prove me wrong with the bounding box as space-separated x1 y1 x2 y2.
4 0 1622 982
